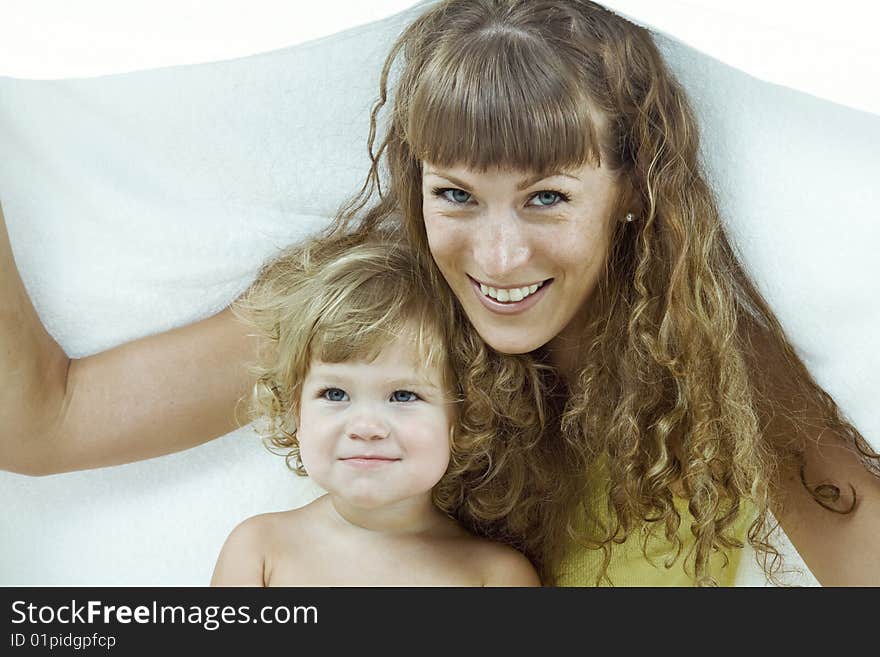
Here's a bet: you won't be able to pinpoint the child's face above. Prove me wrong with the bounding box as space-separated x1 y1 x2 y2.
297 332 454 510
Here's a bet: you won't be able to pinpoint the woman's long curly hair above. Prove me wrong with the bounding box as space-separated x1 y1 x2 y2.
326 0 879 585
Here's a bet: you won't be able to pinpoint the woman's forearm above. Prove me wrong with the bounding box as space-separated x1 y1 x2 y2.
0 203 260 475
58 306 260 473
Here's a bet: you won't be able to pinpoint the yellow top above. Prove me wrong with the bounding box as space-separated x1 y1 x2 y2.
556 470 755 587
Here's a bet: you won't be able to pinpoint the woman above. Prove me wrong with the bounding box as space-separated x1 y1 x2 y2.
2 0 878 585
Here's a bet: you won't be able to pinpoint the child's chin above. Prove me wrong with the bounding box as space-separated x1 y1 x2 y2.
344 492 396 509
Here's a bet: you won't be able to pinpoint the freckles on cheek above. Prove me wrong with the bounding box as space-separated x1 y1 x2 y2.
423 217 452 260
426 215 466 255
557 223 609 262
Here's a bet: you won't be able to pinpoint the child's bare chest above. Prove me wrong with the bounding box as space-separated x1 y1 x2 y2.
265 535 486 587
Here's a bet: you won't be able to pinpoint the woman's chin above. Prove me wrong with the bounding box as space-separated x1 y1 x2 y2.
474 325 550 355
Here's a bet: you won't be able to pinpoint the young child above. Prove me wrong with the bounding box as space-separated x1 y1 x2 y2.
211 236 541 586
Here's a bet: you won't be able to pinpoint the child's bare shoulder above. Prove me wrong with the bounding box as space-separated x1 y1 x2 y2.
211 503 321 586
467 537 542 587
226 510 293 545
210 514 274 586
239 503 322 549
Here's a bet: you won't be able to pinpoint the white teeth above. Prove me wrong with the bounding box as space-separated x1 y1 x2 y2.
479 280 545 303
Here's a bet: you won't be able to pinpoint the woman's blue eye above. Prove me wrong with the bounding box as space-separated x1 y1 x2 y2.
390 390 419 402
322 388 349 402
530 191 564 207
438 188 472 204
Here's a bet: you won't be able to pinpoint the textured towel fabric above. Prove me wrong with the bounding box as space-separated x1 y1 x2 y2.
0 2 876 585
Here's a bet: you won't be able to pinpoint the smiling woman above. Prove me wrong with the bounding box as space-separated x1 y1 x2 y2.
422 163 620 362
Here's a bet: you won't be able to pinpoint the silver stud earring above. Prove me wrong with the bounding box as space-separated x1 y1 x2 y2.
624 212 636 223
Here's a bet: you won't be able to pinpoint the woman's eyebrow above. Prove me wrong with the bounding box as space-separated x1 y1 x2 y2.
516 171 580 190
423 171 473 190
424 170 579 191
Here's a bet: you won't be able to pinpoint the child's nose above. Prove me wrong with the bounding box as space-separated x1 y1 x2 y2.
345 410 390 441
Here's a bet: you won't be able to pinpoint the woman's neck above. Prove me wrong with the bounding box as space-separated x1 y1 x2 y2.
546 289 612 384
547 309 597 385
548 333 584 384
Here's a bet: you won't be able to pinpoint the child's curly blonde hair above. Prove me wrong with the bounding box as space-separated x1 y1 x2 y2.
232 234 454 473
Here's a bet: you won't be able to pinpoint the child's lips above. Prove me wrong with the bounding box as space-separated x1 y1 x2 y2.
340 456 401 468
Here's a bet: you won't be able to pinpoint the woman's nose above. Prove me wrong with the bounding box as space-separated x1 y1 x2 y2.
345 409 390 441
473 208 530 280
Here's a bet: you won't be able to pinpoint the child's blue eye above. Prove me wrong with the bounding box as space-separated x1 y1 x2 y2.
390 390 419 402
322 388 349 402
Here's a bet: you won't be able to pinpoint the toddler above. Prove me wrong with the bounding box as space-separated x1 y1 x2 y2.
211 236 540 586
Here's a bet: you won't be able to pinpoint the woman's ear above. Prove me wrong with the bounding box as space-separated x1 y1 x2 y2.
612 173 645 225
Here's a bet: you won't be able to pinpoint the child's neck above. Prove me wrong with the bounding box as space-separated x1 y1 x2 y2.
326 494 450 536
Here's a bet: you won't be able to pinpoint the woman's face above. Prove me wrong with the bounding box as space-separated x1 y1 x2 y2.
422 161 620 354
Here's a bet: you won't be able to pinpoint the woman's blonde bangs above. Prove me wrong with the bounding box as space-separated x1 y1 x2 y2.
405 32 602 173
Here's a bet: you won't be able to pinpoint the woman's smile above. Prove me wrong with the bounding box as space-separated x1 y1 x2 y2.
469 275 553 314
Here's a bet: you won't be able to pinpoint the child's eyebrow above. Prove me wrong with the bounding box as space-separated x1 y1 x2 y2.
384 378 442 390
300 374 352 390
304 370 442 389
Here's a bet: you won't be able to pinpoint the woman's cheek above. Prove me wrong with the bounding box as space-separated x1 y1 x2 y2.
423 214 450 264
425 214 465 268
